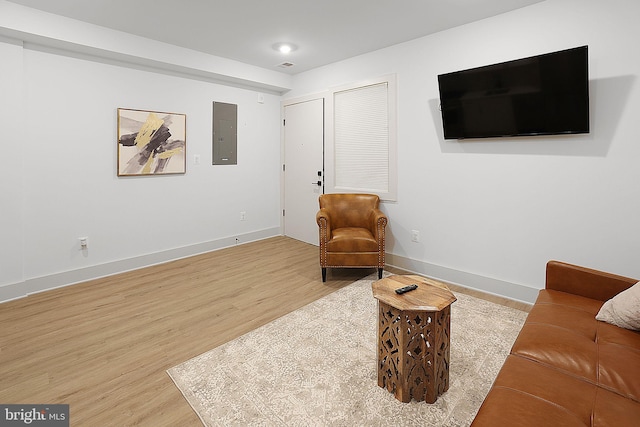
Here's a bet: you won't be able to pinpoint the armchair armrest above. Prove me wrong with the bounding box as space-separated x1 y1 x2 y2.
368 209 388 241
546 260 636 301
316 208 332 241
316 208 331 229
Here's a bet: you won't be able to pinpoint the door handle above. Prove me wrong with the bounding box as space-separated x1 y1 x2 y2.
312 181 322 186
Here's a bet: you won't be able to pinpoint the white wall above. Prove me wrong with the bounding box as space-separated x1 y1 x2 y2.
0 17 284 301
0 36 24 294
287 0 640 302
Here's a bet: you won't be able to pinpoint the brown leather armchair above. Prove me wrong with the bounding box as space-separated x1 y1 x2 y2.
316 193 388 282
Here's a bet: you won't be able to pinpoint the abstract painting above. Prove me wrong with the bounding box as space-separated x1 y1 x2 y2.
117 108 186 176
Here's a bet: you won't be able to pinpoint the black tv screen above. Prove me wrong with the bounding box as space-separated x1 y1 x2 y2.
437 46 589 139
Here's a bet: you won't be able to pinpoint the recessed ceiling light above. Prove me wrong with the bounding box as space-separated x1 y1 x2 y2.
272 42 298 54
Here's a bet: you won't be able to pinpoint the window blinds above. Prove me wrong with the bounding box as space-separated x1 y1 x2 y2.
334 82 389 193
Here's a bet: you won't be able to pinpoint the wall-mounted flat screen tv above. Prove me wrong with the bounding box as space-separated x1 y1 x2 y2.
438 46 589 139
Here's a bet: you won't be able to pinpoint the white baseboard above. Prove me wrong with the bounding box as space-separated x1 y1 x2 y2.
386 253 539 305
0 228 280 304
1 235 539 306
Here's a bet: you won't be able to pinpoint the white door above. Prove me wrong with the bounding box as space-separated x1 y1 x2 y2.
283 98 324 245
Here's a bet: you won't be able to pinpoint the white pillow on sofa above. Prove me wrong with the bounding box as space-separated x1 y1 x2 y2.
596 281 640 331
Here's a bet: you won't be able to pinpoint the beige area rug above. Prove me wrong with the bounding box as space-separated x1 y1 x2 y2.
167 273 529 426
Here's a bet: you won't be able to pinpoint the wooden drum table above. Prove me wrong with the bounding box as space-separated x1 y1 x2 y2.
372 275 457 403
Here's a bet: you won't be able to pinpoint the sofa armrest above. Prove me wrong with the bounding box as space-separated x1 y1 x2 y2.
546 260 637 301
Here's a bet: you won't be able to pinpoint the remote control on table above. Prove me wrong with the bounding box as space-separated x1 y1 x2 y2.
395 284 418 294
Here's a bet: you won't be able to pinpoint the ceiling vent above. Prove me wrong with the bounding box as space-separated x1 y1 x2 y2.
277 62 295 68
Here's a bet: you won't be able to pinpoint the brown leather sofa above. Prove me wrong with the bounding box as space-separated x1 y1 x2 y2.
316 193 387 282
472 261 640 426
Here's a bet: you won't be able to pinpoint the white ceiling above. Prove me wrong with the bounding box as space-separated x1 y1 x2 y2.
7 0 545 74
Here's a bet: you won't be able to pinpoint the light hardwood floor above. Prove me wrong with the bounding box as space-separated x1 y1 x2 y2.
0 236 530 426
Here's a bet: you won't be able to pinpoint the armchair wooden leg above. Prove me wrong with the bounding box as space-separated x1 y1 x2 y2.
378 268 383 279
322 268 327 282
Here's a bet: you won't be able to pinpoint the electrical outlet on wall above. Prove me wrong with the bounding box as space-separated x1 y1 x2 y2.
240 211 246 221
411 230 420 243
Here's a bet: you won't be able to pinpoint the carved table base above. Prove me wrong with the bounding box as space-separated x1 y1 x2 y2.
373 275 455 404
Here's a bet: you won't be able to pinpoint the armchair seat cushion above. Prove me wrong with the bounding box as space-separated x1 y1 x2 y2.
326 227 379 252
